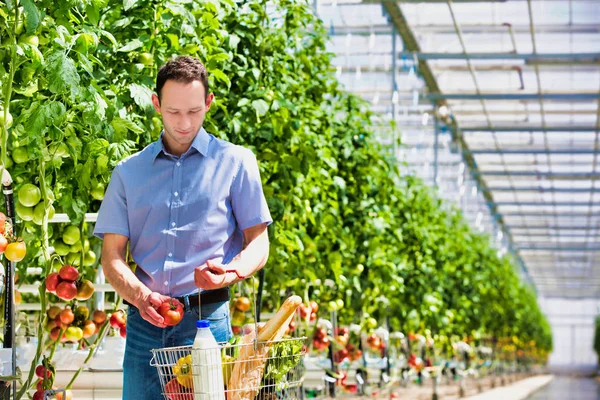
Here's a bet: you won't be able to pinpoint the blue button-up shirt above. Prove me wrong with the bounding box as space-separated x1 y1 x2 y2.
93 128 272 297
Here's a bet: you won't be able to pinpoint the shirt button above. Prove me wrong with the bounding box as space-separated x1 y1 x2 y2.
174 192 179 197
176 162 180 166
171 222 176 227
168 252 173 257
164 281 169 286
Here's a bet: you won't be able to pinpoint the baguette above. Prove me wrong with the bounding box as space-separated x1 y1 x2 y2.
227 295 302 400
256 295 302 342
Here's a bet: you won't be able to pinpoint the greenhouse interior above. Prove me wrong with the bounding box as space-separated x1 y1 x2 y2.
0 0 599 399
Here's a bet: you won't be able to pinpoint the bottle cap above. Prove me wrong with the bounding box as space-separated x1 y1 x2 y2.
197 320 210 329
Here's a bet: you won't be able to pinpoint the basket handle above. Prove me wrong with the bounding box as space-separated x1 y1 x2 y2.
225 269 245 280
149 352 158 367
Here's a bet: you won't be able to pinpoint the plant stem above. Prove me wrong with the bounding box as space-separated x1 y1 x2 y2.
1 5 19 172
65 296 120 390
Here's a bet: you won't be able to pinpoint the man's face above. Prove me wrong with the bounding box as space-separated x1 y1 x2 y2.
152 80 213 154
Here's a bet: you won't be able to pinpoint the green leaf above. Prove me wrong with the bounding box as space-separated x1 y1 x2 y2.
208 53 229 63
21 0 40 34
123 0 140 11
93 0 109 6
111 117 145 135
251 99 269 117
99 29 118 48
229 34 240 49
47 51 80 99
128 83 154 111
211 69 230 89
118 39 143 52
85 4 100 26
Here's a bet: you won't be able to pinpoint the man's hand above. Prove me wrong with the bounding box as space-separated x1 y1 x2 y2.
135 291 171 328
194 260 235 290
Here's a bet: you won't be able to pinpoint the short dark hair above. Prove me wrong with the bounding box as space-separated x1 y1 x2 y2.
156 56 209 100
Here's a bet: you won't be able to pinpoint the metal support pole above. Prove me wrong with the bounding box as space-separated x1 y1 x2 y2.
391 24 399 159
256 269 265 322
1 176 16 400
433 103 440 186
326 310 337 397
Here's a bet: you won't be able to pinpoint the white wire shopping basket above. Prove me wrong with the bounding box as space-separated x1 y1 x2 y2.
150 272 307 400
150 337 306 400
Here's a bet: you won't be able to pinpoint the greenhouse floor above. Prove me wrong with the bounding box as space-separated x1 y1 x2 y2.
524 376 600 400
36 372 568 399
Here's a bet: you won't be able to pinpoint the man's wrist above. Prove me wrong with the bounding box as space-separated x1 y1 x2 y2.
133 288 152 308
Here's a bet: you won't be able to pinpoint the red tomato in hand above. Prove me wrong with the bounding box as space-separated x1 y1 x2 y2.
157 299 184 326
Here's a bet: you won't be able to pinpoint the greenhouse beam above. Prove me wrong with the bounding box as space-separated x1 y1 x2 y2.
495 201 600 206
488 187 595 193
476 171 599 178
508 225 593 230
400 51 600 61
469 149 597 154
518 247 600 252
462 126 600 132
426 93 600 101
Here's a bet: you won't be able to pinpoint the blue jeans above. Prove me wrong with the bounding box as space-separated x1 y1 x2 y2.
122 300 232 400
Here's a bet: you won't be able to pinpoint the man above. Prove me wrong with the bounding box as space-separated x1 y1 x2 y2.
94 56 272 399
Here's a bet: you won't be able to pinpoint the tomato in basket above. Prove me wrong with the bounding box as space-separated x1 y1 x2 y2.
165 378 193 400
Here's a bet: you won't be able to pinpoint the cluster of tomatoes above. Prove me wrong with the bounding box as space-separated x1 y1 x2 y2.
0 211 27 262
230 296 251 335
45 265 94 301
333 327 363 363
109 310 127 338
46 305 106 343
32 363 72 400
312 326 330 351
366 332 386 353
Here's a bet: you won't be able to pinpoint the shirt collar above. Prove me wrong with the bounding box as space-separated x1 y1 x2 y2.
151 128 210 161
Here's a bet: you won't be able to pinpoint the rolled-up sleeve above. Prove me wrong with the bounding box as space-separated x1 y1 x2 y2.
93 165 130 240
231 149 273 230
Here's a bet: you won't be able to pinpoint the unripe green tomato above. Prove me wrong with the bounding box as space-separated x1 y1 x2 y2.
328 301 338 311
137 52 154 66
18 183 42 207
12 147 28 164
53 241 71 256
66 252 80 266
19 35 39 47
15 202 33 221
0 111 13 129
83 250 96 267
32 202 55 225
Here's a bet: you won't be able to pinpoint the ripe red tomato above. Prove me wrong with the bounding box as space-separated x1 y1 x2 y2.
109 310 127 329
45 272 61 292
35 365 51 379
0 234 7 254
92 310 107 325
32 390 44 400
157 299 184 326
120 325 126 338
309 301 319 313
60 309 75 325
59 265 79 282
0 212 6 234
55 281 77 300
